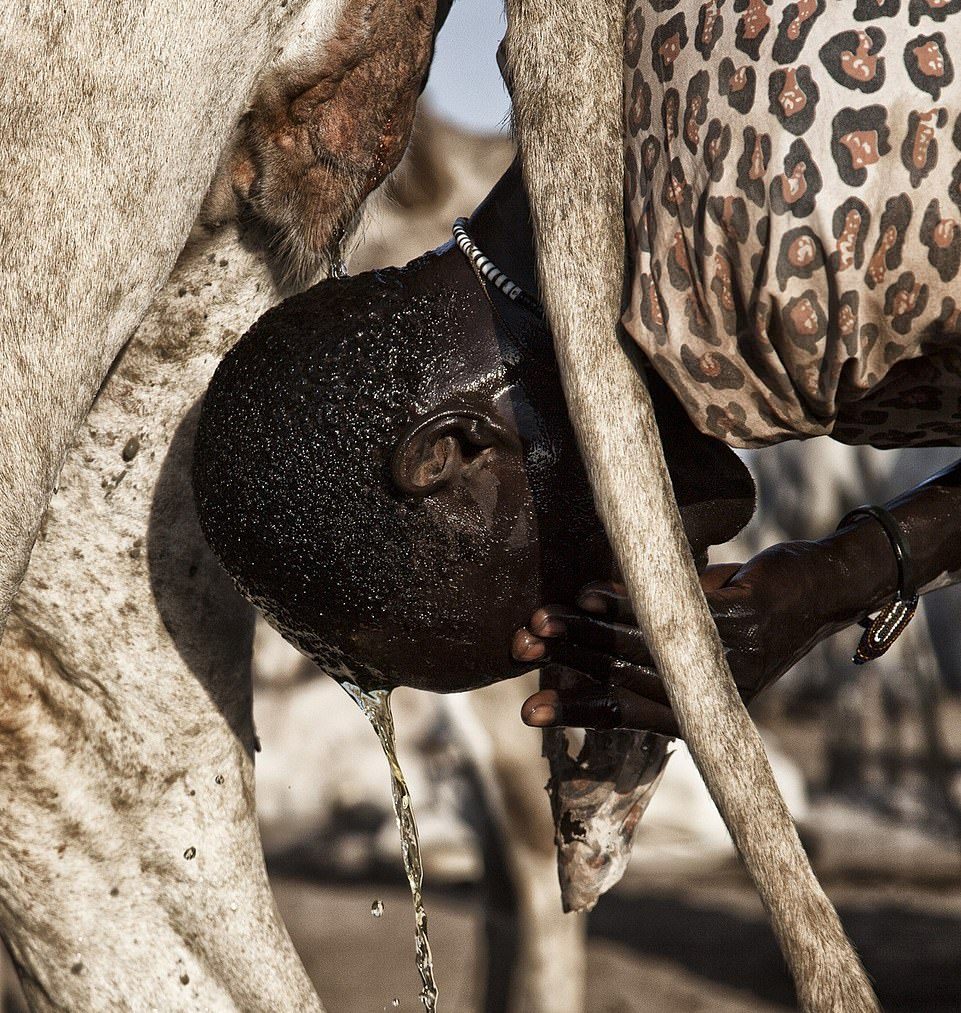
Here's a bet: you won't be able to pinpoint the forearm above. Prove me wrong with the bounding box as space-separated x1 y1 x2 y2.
888 459 961 592
817 458 961 626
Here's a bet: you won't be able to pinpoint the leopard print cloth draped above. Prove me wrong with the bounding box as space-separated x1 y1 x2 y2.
623 0 961 448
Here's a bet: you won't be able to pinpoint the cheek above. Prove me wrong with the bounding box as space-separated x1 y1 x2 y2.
516 378 593 523
352 511 542 694
523 426 615 590
414 468 540 618
525 426 594 533
401 468 541 686
459 463 514 533
446 454 537 546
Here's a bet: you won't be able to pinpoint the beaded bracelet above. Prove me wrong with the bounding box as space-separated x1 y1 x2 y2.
836 504 919 665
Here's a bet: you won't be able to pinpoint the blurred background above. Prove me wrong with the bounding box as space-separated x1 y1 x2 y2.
6 5 961 1011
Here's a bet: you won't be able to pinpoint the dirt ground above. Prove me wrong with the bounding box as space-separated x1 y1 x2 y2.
4 850 961 1011
270 874 782 1013
269 865 961 1013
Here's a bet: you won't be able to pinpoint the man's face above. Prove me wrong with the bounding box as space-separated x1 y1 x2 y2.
344 303 613 694
329 295 754 695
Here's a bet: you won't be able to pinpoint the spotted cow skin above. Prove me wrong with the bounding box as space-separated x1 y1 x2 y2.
623 0 961 448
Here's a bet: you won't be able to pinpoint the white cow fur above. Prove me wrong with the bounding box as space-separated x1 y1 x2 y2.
0 221 323 1009
0 0 346 634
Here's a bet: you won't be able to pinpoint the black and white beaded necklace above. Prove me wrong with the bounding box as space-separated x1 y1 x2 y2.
452 217 543 318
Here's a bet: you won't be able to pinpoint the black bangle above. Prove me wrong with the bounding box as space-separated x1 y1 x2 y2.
836 504 920 665
837 504 918 602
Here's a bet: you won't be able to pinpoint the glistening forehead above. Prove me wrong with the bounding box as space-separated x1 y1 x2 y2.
194 268 516 595
282 268 528 411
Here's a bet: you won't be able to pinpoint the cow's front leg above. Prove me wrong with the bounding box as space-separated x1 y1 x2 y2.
0 224 323 1011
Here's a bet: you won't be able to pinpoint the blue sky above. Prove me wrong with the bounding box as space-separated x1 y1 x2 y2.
422 1 511 134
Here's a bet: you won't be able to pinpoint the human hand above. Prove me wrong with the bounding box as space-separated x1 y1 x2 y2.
512 540 850 736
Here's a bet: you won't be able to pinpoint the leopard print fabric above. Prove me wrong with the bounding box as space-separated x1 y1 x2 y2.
623 0 961 448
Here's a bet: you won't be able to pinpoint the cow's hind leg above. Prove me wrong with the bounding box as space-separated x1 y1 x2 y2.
0 224 323 1012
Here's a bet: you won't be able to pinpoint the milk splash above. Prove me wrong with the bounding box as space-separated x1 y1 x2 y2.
341 683 439 1012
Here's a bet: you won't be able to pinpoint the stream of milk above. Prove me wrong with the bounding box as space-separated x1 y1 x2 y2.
341 683 439 1012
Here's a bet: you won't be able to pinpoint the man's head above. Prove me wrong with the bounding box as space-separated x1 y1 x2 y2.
193 240 605 692
193 234 755 694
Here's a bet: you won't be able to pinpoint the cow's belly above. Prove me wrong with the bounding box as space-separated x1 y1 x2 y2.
623 0 961 448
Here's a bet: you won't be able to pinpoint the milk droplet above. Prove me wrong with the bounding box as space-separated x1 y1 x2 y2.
371 899 384 918
392 1001 400 1009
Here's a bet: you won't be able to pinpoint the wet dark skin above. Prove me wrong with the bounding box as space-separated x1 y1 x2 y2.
195 158 961 724
193 157 754 696
486 168 961 736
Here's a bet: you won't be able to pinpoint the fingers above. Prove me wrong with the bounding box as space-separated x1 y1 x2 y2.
514 562 763 735
511 604 668 706
521 688 679 737
541 640 669 705
512 605 655 668
542 608 655 666
574 567 746 615
700 562 743 593
512 627 549 664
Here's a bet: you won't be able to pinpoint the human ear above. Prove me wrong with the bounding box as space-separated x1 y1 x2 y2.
391 409 519 498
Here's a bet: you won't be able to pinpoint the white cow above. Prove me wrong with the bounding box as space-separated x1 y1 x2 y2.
0 1 442 1008
0 2 877 1009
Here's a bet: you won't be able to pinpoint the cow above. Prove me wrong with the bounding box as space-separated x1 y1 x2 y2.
0 2 921 1012
0 8 790 999
0 1 447 1007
